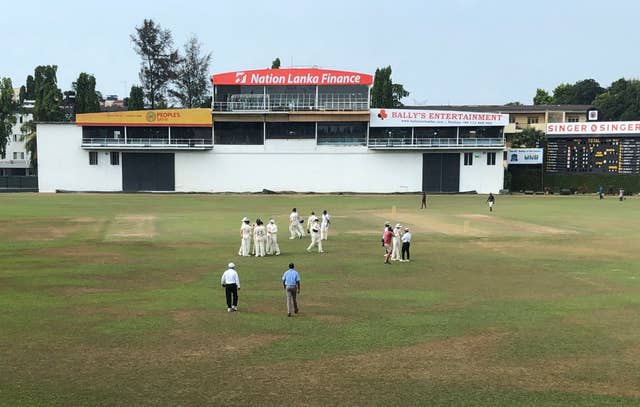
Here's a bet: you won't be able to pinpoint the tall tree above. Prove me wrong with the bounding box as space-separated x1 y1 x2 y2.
25 74 35 99
593 78 640 121
533 88 553 105
0 77 16 158
21 120 37 173
271 57 281 69
168 35 212 108
512 127 545 148
552 79 605 105
128 85 145 110
73 72 101 114
130 19 179 109
552 83 574 104
32 65 63 121
370 66 409 108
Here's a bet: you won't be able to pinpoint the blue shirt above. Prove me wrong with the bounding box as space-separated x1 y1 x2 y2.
282 269 300 286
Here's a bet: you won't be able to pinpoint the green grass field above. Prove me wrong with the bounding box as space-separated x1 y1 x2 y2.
1 193 639 406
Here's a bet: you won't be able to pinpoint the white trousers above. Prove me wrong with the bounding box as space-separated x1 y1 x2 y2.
307 233 323 252
391 236 401 260
240 236 251 256
255 236 266 257
289 222 301 239
320 225 329 240
269 234 280 255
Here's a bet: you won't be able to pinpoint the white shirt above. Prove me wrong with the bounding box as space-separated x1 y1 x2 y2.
401 232 411 243
289 211 299 223
221 268 240 287
254 225 266 238
321 213 330 227
241 223 252 238
267 223 278 234
310 221 320 234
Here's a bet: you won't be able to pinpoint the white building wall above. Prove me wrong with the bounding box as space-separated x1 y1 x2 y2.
37 124 122 192
175 143 423 193
458 151 504 194
0 112 32 174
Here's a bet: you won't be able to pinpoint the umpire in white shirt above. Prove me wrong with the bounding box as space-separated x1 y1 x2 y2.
221 262 240 312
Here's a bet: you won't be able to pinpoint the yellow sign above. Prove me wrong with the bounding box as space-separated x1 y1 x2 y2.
76 108 212 127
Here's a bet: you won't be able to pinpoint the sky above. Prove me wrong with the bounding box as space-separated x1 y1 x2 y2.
2 0 639 105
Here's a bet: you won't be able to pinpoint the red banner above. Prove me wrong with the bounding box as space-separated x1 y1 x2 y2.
212 68 373 86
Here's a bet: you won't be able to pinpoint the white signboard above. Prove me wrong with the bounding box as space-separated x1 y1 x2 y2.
546 121 640 135
507 148 544 165
370 109 509 128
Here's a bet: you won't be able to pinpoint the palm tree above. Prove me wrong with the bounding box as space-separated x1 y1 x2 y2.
21 121 37 174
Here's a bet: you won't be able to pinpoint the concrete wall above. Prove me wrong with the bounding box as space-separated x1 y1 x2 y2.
37 124 503 193
175 143 423 193
458 151 504 193
38 124 122 192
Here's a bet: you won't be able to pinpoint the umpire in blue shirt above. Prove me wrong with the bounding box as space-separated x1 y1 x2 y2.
282 263 301 317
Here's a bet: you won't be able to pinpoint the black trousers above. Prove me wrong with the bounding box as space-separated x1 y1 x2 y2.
402 242 410 260
225 284 238 307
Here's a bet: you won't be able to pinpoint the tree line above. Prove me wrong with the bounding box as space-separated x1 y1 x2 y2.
533 78 640 121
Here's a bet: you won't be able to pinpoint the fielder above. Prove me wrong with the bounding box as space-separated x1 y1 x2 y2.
266 218 281 255
487 193 495 212
321 209 331 240
306 211 318 235
391 223 402 261
289 208 304 239
239 217 252 257
253 219 267 257
306 218 323 253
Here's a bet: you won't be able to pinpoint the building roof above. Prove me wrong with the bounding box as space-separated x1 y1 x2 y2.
402 104 592 114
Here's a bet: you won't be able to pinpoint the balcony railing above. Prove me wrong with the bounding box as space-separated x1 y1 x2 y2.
81 138 213 150
367 137 504 149
213 93 369 112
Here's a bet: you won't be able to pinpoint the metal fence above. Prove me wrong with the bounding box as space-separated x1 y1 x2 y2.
0 176 38 192
213 93 369 112
368 137 504 149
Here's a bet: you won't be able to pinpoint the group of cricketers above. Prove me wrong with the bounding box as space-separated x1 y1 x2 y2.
238 208 331 257
238 217 281 257
382 222 412 264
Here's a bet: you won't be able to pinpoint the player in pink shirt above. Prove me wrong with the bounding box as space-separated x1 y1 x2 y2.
383 226 394 264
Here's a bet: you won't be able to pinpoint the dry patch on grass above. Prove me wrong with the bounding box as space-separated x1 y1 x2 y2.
30 244 122 263
104 215 156 241
0 217 101 241
457 214 575 236
235 332 640 400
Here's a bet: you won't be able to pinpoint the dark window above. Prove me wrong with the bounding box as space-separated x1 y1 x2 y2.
82 126 125 140
19 116 23 124
317 122 367 145
369 127 411 139
110 152 120 165
527 116 539 124
414 127 457 140
127 127 168 140
487 152 496 165
459 126 502 138
170 127 212 143
89 151 98 165
464 152 473 166
214 122 263 145
266 122 315 139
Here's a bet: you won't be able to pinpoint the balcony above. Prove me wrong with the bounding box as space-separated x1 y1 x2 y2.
213 93 369 113
367 137 504 150
81 138 212 151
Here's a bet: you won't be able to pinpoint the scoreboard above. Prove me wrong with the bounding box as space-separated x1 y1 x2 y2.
546 137 640 174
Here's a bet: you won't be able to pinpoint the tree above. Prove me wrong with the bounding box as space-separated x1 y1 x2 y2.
593 78 640 121
168 35 212 108
73 73 101 114
552 83 574 104
130 19 179 109
271 57 281 69
0 77 16 158
25 75 35 99
32 65 63 122
533 88 553 105
512 127 545 148
552 79 605 105
21 120 37 173
128 85 145 110
370 66 409 108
